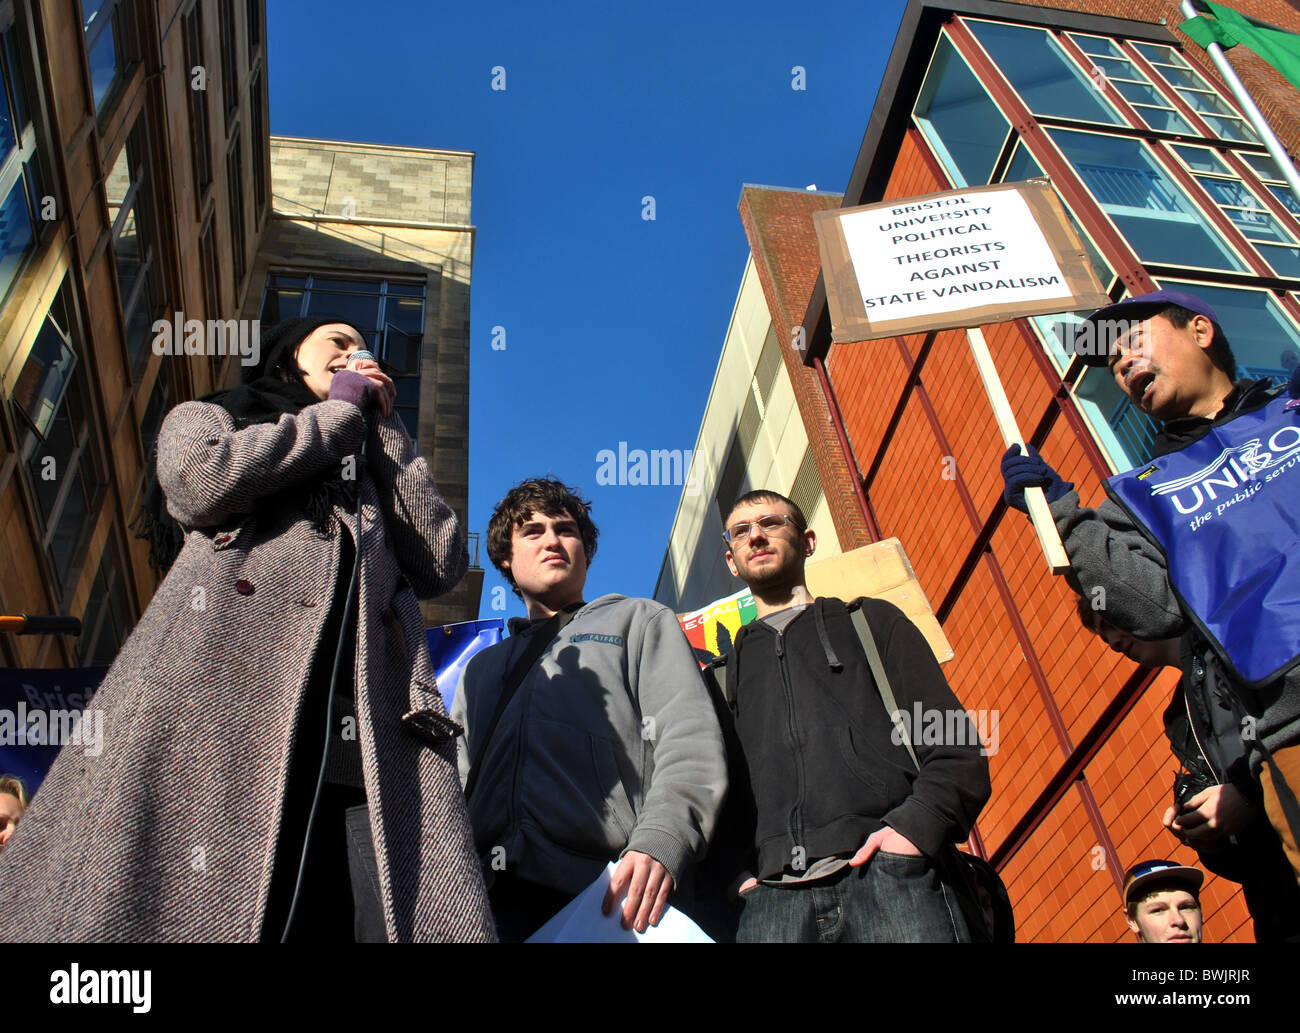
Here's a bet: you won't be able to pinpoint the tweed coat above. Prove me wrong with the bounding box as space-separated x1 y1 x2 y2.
0 397 496 942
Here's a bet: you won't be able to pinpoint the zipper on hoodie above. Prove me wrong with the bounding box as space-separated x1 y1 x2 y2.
774 625 806 864
1185 654 1223 785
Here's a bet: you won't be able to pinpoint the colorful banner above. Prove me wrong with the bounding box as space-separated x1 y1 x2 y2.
677 587 758 659
427 618 505 709
0 666 106 796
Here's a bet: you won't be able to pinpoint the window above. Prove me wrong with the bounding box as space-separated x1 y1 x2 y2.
1171 145 1300 279
76 539 132 667
227 131 245 288
789 447 822 526
754 325 782 407
1050 128 1247 272
218 0 239 125
246 0 261 60
260 274 428 440
139 363 176 463
1239 152 1300 219
966 20 1122 125
183 4 212 213
1134 42 1258 144
0 19 48 304
1067 33 1195 135
82 0 134 116
914 34 1011 187
248 70 266 222
106 120 163 378
12 288 105 590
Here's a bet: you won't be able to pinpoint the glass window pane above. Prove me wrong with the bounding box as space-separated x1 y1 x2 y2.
1076 361 1159 468
0 172 34 300
13 318 75 437
312 277 382 294
1067 33 1121 58
260 288 304 323
394 378 420 407
49 464 91 585
1113 80 1164 106
1172 145 1228 174
305 291 379 330
1256 243 1300 278
1198 113 1257 144
4 30 31 131
1131 105 1195 135
913 35 1010 186
386 296 423 335
1267 184 1300 218
967 20 1121 124
87 17 119 112
398 407 418 441
1134 43 1190 68
1158 280 1300 387
1051 128 1246 271
385 280 424 297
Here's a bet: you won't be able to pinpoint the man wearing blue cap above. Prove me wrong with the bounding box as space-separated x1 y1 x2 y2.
1001 290 1300 896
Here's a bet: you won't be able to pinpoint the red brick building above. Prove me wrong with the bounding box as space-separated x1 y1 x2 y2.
737 0 1300 941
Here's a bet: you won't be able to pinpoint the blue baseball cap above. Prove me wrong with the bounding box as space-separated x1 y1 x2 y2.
1073 290 1220 367
1123 859 1204 905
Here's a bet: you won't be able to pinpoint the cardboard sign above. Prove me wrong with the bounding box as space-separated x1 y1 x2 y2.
814 180 1109 343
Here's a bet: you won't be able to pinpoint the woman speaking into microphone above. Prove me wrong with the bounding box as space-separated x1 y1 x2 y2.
0 317 494 943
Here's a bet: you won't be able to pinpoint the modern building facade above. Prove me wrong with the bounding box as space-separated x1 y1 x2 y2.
660 0 1300 941
653 243 843 612
1 1 478 674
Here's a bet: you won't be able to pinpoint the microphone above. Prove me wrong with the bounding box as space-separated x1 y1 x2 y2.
344 350 382 455
347 349 378 369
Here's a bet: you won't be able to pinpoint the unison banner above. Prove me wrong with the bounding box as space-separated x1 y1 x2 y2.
0 666 107 794
1106 394 1300 686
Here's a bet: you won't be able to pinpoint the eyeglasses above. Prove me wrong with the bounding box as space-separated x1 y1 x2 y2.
722 513 802 545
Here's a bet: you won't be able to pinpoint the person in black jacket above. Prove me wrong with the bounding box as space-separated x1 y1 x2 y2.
720 489 991 943
1076 599 1300 942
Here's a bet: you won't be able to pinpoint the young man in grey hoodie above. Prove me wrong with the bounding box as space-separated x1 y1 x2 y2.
450 477 727 941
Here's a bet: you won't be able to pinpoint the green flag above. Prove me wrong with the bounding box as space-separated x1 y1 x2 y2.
1180 1 1300 93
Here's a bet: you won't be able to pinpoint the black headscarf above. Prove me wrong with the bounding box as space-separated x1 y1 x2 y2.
134 317 366 573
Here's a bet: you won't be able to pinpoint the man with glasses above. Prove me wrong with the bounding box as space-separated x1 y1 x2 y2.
718 489 990 942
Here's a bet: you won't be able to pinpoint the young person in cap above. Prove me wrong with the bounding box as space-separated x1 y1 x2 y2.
1001 289 1300 892
0 318 493 943
719 489 990 943
1077 600 1300 942
451 477 726 941
1123 860 1205 943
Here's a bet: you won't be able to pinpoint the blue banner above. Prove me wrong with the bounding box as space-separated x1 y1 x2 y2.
0 667 107 796
426 619 504 709
1106 394 1300 685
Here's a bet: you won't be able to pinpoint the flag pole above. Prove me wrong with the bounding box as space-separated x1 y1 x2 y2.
1179 0 1300 202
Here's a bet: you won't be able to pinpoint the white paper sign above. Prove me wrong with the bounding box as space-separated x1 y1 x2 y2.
838 188 1067 324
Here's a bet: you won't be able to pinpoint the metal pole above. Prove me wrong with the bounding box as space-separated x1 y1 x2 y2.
1179 0 1300 203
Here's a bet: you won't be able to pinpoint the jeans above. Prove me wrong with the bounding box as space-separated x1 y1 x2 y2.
736 852 969 943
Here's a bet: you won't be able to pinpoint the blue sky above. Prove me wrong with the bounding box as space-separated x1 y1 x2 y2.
267 0 906 621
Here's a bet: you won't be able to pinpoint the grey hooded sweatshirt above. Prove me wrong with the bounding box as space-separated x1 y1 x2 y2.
451 594 727 896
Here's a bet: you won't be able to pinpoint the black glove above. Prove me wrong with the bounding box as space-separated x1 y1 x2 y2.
1001 444 1074 513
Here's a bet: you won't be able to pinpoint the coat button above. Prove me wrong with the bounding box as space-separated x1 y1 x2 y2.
235 579 255 595
214 534 232 546
301 600 318 608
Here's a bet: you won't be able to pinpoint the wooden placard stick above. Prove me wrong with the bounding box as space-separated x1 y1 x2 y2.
966 326 1071 574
